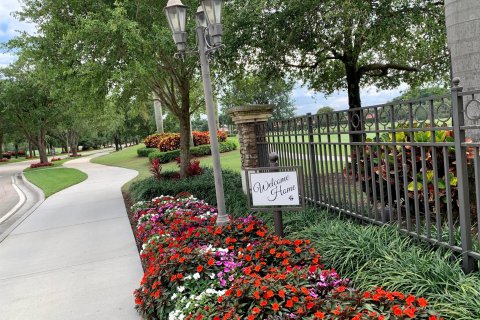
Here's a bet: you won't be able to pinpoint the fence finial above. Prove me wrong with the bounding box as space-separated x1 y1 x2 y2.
269 152 278 163
452 77 461 87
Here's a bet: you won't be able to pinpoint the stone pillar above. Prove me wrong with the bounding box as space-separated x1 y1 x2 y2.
445 0 480 138
152 91 164 134
228 104 274 193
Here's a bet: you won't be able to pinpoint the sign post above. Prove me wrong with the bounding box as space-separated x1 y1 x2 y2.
245 152 305 237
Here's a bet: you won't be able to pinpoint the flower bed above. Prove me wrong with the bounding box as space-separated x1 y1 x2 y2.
132 194 442 320
51 157 62 162
144 131 228 152
30 162 53 169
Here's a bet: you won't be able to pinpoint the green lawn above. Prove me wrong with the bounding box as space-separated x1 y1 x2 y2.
24 155 84 172
0 157 30 166
91 141 242 190
24 168 88 197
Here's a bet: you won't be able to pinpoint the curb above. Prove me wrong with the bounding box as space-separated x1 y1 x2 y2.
0 172 45 243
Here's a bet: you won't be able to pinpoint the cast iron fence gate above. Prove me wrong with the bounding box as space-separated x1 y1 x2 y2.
255 79 480 273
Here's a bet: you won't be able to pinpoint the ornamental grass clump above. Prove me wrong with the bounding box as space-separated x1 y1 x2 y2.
132 194 443 320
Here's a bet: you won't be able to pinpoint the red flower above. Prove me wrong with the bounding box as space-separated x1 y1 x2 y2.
196 265 203 273
285 300 294 308
417 297 428 307
404 307 416 318
392 305 403 316
406 294 416 305
314 311 325 319
272 303 280 312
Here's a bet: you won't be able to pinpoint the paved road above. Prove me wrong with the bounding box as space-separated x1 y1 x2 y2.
0 153 143 319
0 160 38 225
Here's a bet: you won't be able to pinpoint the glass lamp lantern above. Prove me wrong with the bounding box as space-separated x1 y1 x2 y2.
195 6 208 28
164 0 188 52
201 0 223 46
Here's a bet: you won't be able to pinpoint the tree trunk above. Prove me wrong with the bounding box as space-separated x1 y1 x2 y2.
14 144 19 159
179 112 192 178
69 133 79 156
0 133 3 157
37 132 48 163
345 63 364 143
28 141 33 158
153 91 165 134
114 135 120 151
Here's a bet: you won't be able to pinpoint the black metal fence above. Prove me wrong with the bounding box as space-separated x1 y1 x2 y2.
255 79 480 273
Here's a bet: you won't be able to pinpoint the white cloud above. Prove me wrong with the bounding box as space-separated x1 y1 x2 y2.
0 52 17 68
0 1 36 62
292 82 407 115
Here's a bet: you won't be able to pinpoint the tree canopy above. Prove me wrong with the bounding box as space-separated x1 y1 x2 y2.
220 75 296 121
222 0 448 111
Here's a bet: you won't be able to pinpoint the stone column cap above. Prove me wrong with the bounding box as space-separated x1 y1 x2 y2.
228 104 274 124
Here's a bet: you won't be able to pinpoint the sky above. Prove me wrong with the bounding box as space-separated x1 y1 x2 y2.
0 0 407 115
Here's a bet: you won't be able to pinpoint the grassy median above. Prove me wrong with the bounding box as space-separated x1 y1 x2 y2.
24 167 87 197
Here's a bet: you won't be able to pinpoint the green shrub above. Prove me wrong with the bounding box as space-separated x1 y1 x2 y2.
137 147 158 157
129 168 249 216
284 211 480 320
190 144 211 157
219 139 237 153
148 141 237 164
148 149 180 164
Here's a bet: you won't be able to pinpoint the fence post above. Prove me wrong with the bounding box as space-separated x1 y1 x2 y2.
451 77 476 273
307 113 320 203
269 152 285 237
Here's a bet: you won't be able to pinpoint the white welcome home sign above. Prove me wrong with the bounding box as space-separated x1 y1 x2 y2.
245 166 305 211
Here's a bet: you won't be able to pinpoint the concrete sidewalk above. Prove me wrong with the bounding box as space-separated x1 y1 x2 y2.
0 153 143 319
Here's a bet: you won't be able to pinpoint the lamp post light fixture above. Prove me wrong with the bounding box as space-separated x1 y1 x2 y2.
164 0 229 226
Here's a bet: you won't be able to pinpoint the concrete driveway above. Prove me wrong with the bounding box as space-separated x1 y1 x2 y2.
0 153 143 319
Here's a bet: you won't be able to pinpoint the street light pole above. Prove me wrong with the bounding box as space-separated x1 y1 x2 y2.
164 0 229 226
196 25 228 225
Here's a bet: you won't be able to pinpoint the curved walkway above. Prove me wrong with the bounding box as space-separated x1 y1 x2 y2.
0 153 142 319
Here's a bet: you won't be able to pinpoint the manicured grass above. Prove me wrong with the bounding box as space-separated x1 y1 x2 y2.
92 140 242 190
24 168 87 197
0 158 29 165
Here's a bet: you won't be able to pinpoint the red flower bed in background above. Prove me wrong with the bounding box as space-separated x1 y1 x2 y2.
0 158 9 162
144 131 228 152
30 162 53 169
132 194 443 320
51 157 62 162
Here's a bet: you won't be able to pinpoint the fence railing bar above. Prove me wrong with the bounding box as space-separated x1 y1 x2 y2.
421 147 431 239
475 147 480 245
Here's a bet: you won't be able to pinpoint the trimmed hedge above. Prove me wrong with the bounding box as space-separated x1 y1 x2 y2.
137 147 158 157
148 140 237 163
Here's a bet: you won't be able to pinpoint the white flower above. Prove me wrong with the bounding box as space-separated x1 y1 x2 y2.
171 293 178 300
177 286 185 293
193 273 200 280
209 273 215 279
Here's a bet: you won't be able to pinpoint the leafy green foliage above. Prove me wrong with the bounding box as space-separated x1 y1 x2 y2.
317 106 335 115
288 212 480 320
129 168 249 215
222 0 448 109
345 126 477 225
219 75 296 121
148 141 238 164
137 147 158 157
